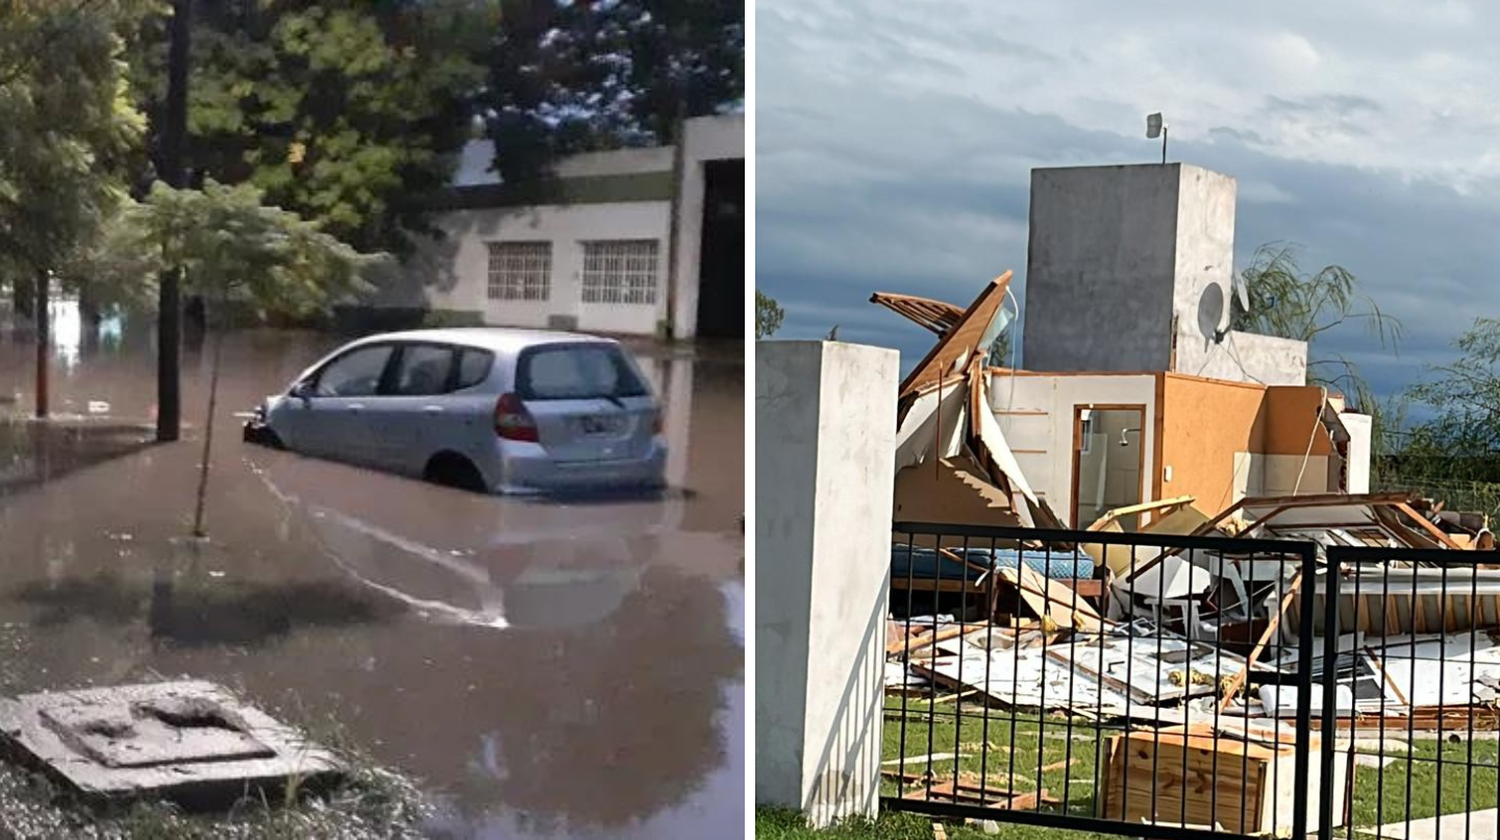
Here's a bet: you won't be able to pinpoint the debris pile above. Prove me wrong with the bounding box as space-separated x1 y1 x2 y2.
888 490 1500 729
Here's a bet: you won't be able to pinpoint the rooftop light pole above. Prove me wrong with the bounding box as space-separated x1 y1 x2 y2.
1147 112 1168 164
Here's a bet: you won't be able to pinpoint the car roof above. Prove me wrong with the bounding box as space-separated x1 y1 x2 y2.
346 327 618 355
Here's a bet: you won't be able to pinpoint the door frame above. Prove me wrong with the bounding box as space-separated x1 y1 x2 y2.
1069 403 1147 528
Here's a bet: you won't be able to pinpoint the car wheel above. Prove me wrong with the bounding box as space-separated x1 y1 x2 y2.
424 453 487 494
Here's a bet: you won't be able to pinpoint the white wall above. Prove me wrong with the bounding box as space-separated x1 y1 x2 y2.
1184 331 1309 387
989 373 1157 524
1341 412 1373 494
1234 453 1332 499
672 113 746 340
428 201 672 335
455 141 672 186
756 340 896 826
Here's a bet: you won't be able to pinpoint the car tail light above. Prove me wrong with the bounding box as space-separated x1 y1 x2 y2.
495 393 538 442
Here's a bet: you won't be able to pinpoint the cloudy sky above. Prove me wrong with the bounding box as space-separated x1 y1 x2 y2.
756 0 1500 409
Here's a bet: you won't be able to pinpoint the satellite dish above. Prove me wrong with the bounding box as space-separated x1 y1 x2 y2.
1146 113 1164 139
1197 283 1227 344
1233 275 1250 312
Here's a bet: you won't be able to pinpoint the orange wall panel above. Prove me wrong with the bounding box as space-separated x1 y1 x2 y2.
1263 386 1335 456
1158 374 1268 515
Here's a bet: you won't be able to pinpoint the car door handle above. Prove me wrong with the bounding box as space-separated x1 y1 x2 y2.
422 406 444 415
348 404 365 412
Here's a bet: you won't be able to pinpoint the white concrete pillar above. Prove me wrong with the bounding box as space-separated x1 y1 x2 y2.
664 355 693 490
754 340 897 827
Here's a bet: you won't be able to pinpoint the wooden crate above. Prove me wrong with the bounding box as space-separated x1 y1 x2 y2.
1098 727 1349 835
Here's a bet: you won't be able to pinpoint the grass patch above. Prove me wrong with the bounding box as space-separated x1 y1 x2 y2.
852 699 1500 837
1349 735 1500 827
880 698 1107 817
756 806 1111 840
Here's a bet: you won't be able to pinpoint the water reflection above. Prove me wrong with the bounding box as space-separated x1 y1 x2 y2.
0 312 744 837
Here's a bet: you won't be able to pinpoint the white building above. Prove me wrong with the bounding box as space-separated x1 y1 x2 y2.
393 113 744 340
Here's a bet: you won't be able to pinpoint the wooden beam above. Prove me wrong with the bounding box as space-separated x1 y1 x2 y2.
898 624 966 657
1086 495 1198 532
1393 501 1465 550
898 271 1013 398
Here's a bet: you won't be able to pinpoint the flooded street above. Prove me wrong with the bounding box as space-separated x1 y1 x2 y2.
0 305 744 839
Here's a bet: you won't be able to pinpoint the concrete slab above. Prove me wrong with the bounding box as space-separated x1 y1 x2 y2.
1359 808 1498 840
0 680 343 807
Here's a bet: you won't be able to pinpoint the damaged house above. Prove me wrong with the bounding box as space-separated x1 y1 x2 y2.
881 162 1500 835
883 163 1374 537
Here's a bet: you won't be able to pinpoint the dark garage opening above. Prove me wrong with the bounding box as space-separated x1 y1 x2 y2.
693 159 744 339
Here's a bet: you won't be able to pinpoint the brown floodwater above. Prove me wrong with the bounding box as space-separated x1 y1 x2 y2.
0 303 744 839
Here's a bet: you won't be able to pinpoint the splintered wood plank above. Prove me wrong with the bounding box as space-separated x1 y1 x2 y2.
869 291 966 336
997 565 1102 631
904 781 1048 810
898 272 1012 397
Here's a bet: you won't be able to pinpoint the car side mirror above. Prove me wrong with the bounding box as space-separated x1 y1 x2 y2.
289 381 315 401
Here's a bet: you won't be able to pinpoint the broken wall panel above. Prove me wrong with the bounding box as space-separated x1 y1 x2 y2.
892 456 1025 548
1285 571 1500 637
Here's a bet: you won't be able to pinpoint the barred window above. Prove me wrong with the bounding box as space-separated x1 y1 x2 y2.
487 241 551 301
580 239 659 305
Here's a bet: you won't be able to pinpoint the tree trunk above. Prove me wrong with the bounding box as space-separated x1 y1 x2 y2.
78 285 102 328
78 285 102 356
34 271 48 418
191 297 223 538
158 266 182 440
12 274 32 335
184 294 206 352
155 0 192 443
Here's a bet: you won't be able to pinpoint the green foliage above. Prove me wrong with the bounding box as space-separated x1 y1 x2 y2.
420 309 485 328
0 1 155 278
88 179 381 320
755 289 784 339
483 0 743 182
987 330 1013 368
1233 242 1402 414
1380 318 1500 519
128 1 492 255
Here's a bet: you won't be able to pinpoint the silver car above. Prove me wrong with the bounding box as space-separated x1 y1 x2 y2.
244 328 667 494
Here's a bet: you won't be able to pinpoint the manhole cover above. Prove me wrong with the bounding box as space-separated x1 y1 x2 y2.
0 680 343 806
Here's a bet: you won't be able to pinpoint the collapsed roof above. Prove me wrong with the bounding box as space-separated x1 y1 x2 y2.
876 272 1064 539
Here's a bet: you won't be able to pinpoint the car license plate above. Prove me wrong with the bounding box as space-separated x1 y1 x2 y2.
580 415 623 435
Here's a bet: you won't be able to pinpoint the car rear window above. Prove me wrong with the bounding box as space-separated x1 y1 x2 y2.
515 343 649 401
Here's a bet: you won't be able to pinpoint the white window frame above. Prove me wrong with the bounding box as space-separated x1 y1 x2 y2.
580 239 660 305
487 241 552 302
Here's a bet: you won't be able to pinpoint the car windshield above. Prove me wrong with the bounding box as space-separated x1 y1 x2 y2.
516 343 650 401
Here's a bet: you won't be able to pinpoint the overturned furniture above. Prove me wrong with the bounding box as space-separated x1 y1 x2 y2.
0 680 344 808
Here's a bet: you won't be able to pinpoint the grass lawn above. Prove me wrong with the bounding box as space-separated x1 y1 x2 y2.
1349 733 1499 827
757 698 1500 838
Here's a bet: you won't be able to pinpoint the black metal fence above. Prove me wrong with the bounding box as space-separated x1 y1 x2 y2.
1317 545 1500 840
884 522 1321 840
